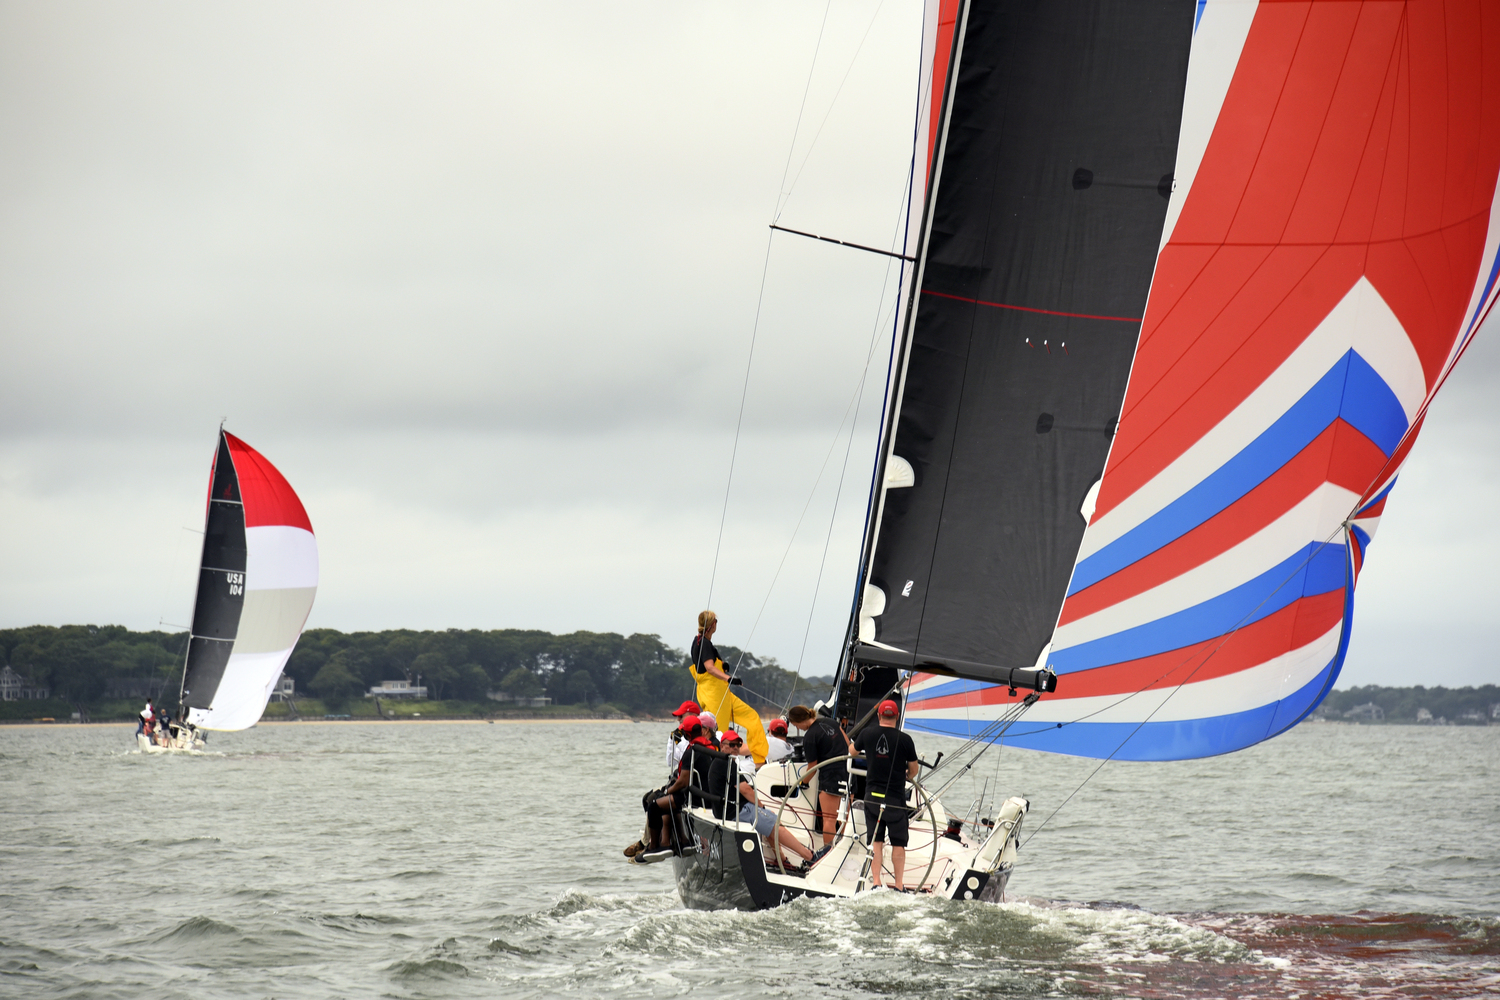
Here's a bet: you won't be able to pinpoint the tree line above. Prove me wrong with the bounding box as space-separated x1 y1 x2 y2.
0 624 838 714
1315 684 1499 723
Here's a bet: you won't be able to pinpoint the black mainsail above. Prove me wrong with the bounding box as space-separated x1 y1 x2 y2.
846 0 1196 697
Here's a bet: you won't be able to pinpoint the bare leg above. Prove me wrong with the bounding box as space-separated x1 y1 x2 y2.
891 845 906 891
817 791 841 847
773 827 813 863
870 840 885 887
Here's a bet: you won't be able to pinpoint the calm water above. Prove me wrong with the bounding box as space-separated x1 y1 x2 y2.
1 720 1496 998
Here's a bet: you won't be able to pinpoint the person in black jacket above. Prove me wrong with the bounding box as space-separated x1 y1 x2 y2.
789 704 852 851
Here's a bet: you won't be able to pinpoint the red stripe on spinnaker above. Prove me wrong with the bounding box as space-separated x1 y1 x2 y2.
224 433 314 532
1091 0 1500 523
1059 418 1387 625
910 590 1346 713
925 0 962 181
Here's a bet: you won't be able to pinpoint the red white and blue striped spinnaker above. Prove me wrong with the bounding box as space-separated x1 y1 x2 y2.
906 0 1500 759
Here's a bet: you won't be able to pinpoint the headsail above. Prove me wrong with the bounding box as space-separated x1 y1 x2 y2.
180 431 317 731
896 0 1500 759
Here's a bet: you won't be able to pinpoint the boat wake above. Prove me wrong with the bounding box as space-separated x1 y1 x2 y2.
361 889 1499 998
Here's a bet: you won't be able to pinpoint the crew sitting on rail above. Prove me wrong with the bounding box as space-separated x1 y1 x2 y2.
690 611 770 764
665 700 699 777
645 714 714 856
712 730 817 872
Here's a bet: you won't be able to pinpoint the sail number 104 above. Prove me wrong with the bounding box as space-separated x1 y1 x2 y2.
225 572 244 596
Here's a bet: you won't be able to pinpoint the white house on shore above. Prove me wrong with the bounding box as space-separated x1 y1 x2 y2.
487 690 552 708
0 665 50 701
368 679 426 700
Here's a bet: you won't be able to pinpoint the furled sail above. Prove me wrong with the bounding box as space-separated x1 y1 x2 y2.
180 431 317 730
895 0 1500 759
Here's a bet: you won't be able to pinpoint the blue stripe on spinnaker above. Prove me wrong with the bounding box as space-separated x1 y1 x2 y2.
1339 350 1408 456
908 648 1341 760
907 538 1358 761
1068 349 1407 596
1358 476 1397 514
1051 541 1344 674
1465 245 1500 336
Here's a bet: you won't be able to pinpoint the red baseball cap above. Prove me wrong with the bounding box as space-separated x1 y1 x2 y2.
768 718 788 736
878 699 900 718
679 714 702 731
721 730 743 744
672 700 701 717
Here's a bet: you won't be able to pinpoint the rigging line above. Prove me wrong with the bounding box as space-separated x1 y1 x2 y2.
727 289 901 679
705 229 773 610
788 232 906 689
777 0 891 221
1019 518 1352 845
709 0 834 610
774 0 835 222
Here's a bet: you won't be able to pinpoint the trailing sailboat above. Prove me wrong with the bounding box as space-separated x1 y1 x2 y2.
657 0 1500 910
140 429 318 751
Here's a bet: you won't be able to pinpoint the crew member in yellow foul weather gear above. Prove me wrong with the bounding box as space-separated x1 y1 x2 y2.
690 611 769 765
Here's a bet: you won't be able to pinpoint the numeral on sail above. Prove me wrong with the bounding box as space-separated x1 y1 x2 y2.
226 571 243 596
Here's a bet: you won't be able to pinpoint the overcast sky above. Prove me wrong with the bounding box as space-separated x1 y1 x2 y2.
2 1 1495 690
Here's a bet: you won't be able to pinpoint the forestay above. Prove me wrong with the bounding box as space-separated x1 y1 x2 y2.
180 431 318 731
857 0 1500 759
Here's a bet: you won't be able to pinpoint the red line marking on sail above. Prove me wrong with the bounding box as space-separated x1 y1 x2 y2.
921 289 1141 323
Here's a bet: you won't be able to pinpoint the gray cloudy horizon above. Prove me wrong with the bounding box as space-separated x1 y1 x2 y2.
2 1 1496 690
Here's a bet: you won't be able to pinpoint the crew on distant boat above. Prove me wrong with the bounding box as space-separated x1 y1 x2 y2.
854 699 919 891
712 729 816 871
765 718 793 762
690 611 769 764
136 699 156 741
789 703 853 850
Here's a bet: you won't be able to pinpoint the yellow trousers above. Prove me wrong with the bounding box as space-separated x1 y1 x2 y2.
691 666 769 765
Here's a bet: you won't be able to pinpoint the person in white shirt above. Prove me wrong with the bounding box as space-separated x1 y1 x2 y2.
665 700 700 777
764 717 793 762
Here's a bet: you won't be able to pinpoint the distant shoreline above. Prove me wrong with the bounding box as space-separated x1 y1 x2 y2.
0 717 647 730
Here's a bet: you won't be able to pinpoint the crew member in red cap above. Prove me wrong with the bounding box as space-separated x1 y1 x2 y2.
635 714 714 860
765 718 793 763
665 700 701 776
853 699 919 890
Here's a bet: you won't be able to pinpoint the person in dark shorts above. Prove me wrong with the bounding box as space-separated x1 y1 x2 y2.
853 699 919 890
788 704 852 851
